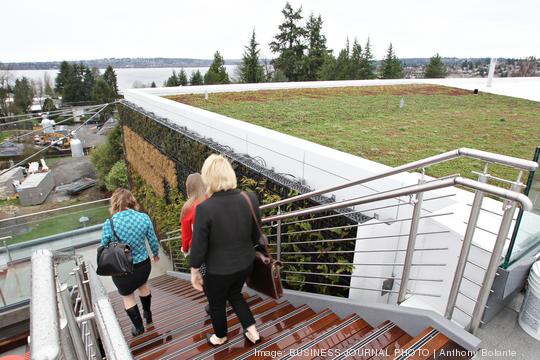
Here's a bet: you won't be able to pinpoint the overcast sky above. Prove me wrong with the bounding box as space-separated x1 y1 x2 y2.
3 0 539 62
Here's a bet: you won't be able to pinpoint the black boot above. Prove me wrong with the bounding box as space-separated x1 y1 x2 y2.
125 305 145 336
140 294 153 325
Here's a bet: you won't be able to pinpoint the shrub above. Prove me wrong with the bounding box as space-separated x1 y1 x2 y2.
90 125 124 187
105 161 129 191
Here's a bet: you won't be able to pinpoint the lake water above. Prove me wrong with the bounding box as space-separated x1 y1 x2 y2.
11 65 239 90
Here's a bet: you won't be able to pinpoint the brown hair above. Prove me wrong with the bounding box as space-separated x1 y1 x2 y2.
110 188 139 215
180 173 207 219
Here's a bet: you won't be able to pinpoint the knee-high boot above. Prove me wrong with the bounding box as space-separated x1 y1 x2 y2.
125 304 145 336
140 294 152 324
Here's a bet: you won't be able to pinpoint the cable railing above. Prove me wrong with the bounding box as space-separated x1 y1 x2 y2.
30 249 132 360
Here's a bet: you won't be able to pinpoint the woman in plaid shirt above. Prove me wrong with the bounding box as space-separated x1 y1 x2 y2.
101 188 160 336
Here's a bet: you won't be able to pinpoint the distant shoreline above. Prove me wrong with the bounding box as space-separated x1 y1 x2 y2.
2 56 515 70
1 58 244 70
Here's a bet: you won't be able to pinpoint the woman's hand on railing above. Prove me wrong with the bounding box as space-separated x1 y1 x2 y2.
191 268 204 291
152 255 160 263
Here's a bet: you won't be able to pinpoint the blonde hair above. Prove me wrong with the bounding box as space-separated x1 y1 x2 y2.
201 154 237 195
180 173 206 219
110 188 139 215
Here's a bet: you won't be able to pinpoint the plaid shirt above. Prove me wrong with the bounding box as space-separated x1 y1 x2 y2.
100 209 159 264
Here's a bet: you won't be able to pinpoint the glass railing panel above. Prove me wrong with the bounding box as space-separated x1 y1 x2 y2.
0 199 110 247
505 147 540 267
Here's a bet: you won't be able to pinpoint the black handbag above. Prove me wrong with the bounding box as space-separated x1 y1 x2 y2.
241 192 283 299
96 218 134 276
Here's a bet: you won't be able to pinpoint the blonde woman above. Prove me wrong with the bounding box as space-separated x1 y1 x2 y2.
190 154 261 346
100 188 160 336
180 173 207 255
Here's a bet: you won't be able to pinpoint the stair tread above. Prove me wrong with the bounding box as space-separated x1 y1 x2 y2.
242 314 360 360
134 300 302 359
387 327 467 360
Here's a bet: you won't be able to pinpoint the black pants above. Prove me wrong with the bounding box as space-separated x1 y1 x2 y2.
204 265 255 338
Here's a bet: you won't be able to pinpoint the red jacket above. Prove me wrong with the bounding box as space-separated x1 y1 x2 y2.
180 199 202 253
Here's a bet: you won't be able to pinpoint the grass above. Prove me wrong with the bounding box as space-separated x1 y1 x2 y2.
0 131 10 142
169 85 540 182
6 206 110 245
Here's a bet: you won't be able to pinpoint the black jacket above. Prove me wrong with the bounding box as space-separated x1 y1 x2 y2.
189 189 261 275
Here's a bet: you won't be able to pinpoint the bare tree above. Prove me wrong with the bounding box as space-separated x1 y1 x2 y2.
513 56 538 77
0 63 13 119
32 78 44 107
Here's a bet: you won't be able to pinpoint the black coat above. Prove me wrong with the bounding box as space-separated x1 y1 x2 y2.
190 189 261 275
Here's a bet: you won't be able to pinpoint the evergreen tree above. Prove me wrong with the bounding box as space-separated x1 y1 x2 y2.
83 67 96 101
358 38 376 79
150 81 157 88
239 30 265 83
424 53 448 78
190 70 204 85
55 61 71 94
348 38 362 79
92 78 115 104
178 69 188 86
42 97 56 112
12 77 34 114
380 43 403 79
334 38 351 80
166 70 179 87
269 2 307 81
103 65 119 97
303 14 328 80
318 52 337 80
204 51 230 85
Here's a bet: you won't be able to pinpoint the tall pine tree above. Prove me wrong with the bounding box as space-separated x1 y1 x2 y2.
103 65 119 97
334 38 351 80
166 70 179 86
239 30 265 83
358 38 376 79
380 43 403 79
12 77 34 114
303 13 328 81
190 70 204 85
178 69 188 86
269 2 307 81
204 51 230 85
348 38 362 79
424 53 447 78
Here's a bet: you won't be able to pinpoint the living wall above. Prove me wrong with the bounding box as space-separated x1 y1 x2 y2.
118 101 365 297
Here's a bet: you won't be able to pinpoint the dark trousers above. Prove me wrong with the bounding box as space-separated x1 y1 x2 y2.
204 265 255 338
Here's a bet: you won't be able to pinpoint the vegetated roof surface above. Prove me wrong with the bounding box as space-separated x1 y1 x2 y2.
169 84 540 182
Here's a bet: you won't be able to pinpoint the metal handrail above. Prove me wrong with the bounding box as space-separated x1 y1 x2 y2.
261 176 532 223
30 249 133 360
259 148 537 211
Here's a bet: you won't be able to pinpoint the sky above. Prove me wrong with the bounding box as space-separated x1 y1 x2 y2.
2 0 539 62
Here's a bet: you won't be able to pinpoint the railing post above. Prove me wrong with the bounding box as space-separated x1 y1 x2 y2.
75 264 101 359
445 164 488 319
276 206 282 262
398 179 425 304
58 283 88 360
469 171 523 333
1 236 13 265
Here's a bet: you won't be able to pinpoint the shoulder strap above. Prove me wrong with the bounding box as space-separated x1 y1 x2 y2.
109 217 121 243
240 192 266 244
